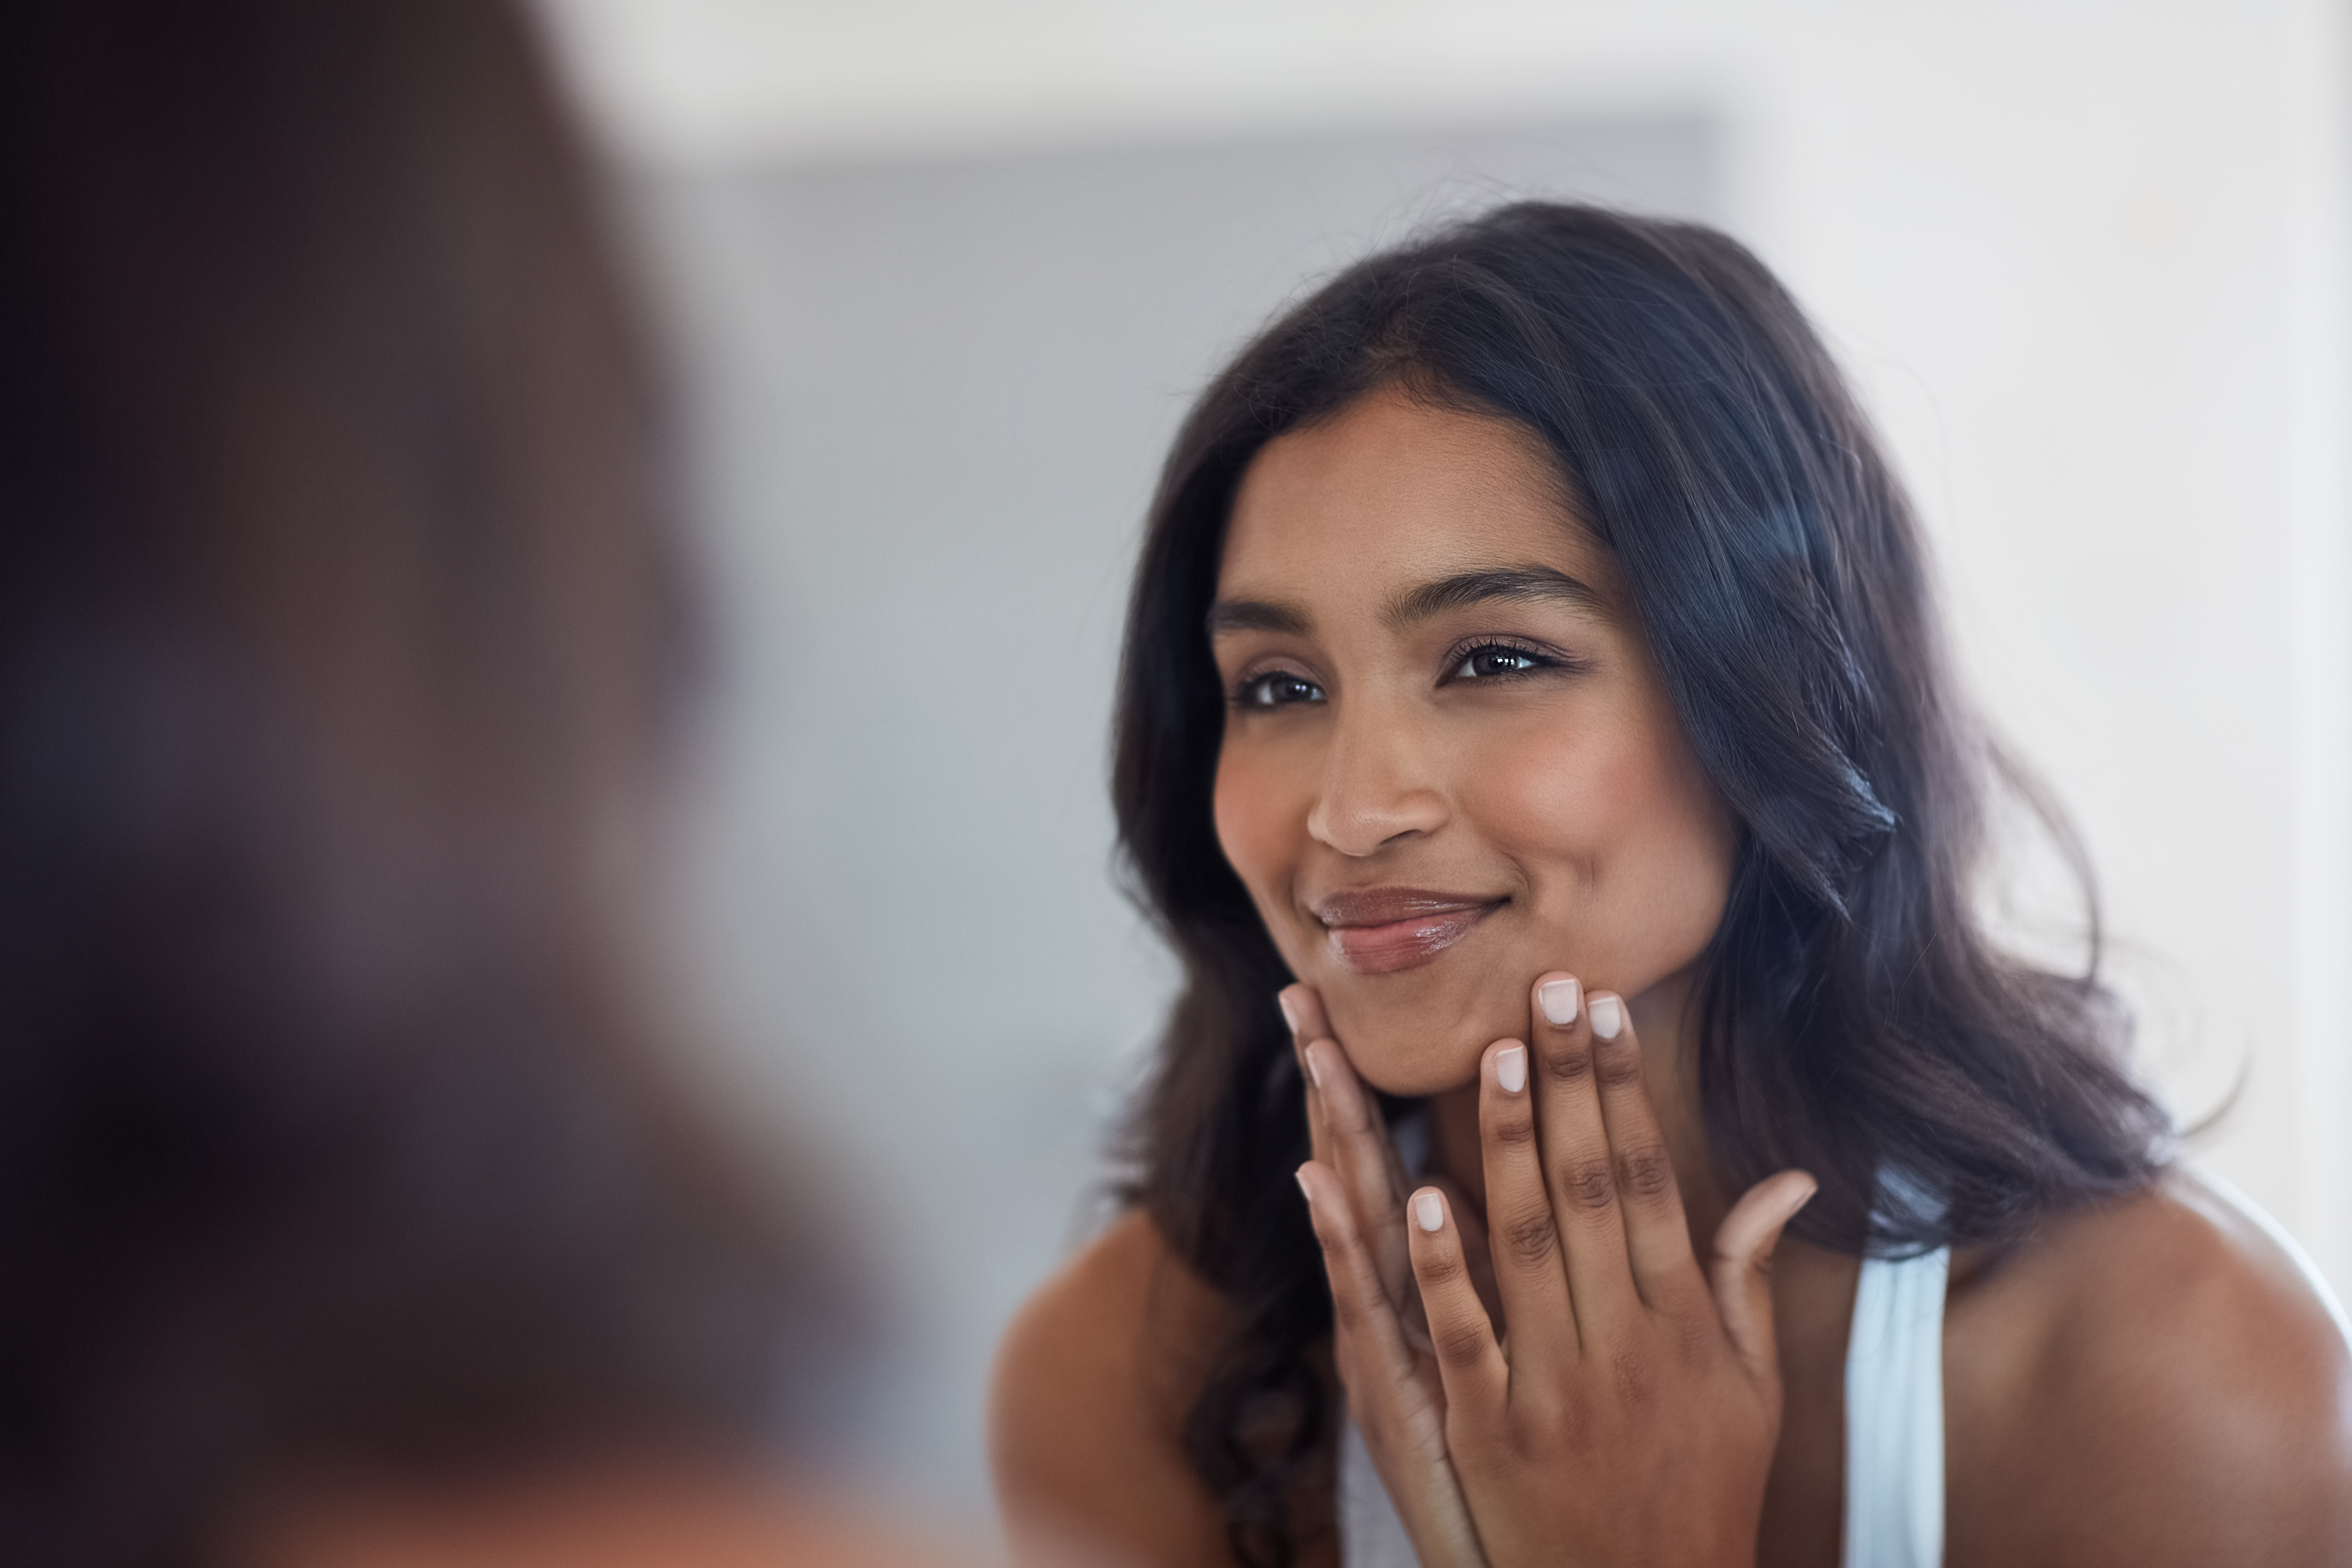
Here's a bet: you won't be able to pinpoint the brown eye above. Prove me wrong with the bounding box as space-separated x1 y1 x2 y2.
1452 645 1545 680
1236 671 1324 709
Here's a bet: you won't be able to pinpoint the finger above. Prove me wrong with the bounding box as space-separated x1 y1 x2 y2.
1305 1038 1412 1304
1421 1172 1500 1331
1709 1169 1818 1389
1307 1162 1494 1568
1285 987 1415 1206
1278 983 1331 1059
1280 985 1337 1170
1530 973 1640 1341
1297 1160 1421 1387
1585 994 1710 1318
1404 1186 1508 1408
1476 1035 1579 1364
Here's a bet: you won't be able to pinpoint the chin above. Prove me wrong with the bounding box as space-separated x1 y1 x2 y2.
1342 1041 1487 1098
1314 975 1523 1098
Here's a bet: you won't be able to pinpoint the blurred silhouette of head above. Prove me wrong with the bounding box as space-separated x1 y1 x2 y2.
0 2 814 1562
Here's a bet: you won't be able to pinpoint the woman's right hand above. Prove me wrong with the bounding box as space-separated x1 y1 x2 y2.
1282 984 1493 1568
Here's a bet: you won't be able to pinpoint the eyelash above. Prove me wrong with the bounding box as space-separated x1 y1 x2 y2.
1229 669 1324 711
1442 637 1566 684
1227 639 1575 710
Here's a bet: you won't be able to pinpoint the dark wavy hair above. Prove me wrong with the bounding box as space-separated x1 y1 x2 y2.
0 2 823 1564
1111 202 2168 1566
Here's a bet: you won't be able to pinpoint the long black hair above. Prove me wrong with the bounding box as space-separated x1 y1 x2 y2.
1111 202 2167 1566
0 2 822 1563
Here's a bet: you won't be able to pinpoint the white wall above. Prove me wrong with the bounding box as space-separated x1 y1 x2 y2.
539 0 2352 1502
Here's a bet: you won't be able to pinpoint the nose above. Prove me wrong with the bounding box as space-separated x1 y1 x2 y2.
1305 699 1449 856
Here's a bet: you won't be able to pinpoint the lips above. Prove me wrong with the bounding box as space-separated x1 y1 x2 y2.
1312 888 1504 975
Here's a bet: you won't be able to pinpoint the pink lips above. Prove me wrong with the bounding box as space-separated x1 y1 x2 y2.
1313 888 1504 975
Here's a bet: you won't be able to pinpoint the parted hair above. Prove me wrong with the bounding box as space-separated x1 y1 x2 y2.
1111 202 2167 1567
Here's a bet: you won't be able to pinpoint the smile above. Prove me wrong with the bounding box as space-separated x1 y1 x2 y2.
1312 889 1506 975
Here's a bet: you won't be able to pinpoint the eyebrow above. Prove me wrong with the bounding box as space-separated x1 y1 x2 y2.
1207 564 1608 641
1383 565 1609 629
1205 598 1313 638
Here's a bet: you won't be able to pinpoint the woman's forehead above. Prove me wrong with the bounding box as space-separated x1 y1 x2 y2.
1218 387 1614 604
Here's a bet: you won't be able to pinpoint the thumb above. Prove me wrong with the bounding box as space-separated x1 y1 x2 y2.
1709 1169 1818 1387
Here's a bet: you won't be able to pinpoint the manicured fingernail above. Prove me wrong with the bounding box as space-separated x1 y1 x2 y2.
1538 977 1580 1027
1589 995 1624 1040
1495 1045 1527 1095
1278 993 1301 1035
1296 1168 1314 1206
1412 1191 1443 1232
1302 1043 1323 1088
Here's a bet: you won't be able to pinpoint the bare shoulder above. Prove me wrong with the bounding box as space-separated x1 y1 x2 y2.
236 1467 975 1568
988 1208 1234 1568
1946 1167 2352 1566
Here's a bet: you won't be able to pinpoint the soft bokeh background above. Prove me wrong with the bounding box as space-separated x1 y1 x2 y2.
537 0 2352 1512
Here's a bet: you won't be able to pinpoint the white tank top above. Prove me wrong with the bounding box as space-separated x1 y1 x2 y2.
1335 1244 1952 1568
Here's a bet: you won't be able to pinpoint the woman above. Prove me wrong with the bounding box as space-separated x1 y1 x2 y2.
992 203 2352 1567
0 2 938 1564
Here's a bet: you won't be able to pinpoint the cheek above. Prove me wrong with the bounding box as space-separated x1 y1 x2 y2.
1465 708 1735 986
1212 742 1305 922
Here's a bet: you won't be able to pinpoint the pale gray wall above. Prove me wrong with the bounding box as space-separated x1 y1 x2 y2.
630 121 1717 1502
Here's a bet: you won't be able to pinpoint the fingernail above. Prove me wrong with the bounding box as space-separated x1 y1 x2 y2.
1296 1168 1314 1206
1302 1043 1323 1089
1278 993 1301 1036
1589 995 1624 1040
1412 1191 1443 1232
1538 977 1580 1027
1495 1044 1527 1095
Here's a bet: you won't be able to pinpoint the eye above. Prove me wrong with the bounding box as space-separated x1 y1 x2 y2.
1233 670 1325 710
1448 643 1552 681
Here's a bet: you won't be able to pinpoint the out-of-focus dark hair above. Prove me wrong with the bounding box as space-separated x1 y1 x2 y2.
1112 202 2168 1566
0 2 808 1564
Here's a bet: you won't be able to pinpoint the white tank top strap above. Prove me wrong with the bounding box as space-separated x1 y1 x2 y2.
1840 1242 1950 1568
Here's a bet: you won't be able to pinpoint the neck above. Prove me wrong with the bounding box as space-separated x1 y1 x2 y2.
1423 964 1731 1251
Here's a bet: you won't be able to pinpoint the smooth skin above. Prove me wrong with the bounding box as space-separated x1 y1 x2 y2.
992 387 2352 1567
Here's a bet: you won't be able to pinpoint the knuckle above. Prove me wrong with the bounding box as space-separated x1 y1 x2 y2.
1415 1245 1469 1289
1609 1346 1657 1410
1488 1110 1538 1148
1312 1226 1359 1272
1505 1399 1574 1454
1501 1209 1559 1268
1669 1312 1714 1365
1433 1320 1493 1367
1561 1156 1617 1211
1540 1039 1595 1083
1594 1040 1646 1088
1616 1145 1676 1201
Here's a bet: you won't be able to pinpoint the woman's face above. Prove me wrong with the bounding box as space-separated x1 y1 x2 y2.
1210 386 1739 1096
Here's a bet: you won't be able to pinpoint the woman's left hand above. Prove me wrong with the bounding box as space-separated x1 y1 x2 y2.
1296 971 1816 1568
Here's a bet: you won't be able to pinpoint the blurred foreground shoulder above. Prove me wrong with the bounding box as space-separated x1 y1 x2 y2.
1949 1168 2352 1566
989 1209 1233 1568
238 1468 975 1568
